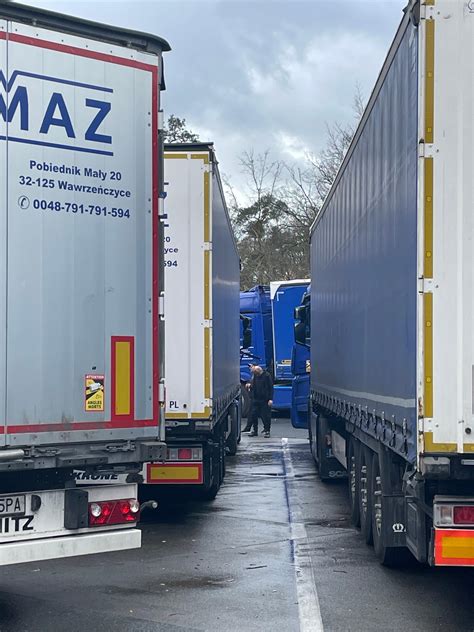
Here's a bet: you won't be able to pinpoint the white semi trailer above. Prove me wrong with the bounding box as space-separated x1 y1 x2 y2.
0 3 169 564
139 143 241 499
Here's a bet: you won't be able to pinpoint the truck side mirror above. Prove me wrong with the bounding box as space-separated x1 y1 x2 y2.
240 315 251 349
243 329 252 349
294 321 306 345
295 305 308 321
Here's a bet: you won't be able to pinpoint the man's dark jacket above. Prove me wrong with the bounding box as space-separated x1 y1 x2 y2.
250 371 274 403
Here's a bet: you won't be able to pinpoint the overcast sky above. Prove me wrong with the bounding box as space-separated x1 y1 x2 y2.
18 0 405 197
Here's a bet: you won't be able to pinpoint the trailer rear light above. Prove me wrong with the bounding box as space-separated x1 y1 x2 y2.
434 504 454 526
166 446 202 461
178 448 192 460
88 498 140 526
434 500 474 527
454 506 474 526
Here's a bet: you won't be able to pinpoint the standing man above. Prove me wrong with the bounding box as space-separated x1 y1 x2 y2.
246 364 273 438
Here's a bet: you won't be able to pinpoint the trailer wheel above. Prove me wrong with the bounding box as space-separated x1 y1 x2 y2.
316 415 333 482
358 445 373 545
237 396 242 444
308 400 314 452
201 440 222 501
220 431 226 480
226 403 239 456
347 437 360 527
241 383 251 418
370 451 410 566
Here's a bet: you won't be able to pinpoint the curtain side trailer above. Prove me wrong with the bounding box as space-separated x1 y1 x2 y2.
309 0 474 567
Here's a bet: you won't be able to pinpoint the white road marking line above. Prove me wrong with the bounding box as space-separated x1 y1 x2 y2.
282 437 324 632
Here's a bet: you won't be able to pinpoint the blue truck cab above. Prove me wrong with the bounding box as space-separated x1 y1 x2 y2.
291 288 311 428
270 280 309 412
239 286 273 416
240 280 309 416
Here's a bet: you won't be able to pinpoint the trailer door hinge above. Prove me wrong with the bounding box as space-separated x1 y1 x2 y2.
159 294 165 319
158 197 165 217
158 381 165 404
419 277 435 294
158 109 164 132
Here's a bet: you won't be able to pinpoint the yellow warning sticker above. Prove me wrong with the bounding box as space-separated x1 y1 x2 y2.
85 374 105 412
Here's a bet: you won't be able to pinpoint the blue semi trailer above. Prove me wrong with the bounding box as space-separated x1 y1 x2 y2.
306 0 474 567
240 281 309 416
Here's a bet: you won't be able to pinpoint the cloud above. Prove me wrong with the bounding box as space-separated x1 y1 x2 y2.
10 0 405 193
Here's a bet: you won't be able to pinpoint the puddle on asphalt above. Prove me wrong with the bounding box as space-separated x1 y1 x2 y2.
305 516 352 529
105 575 236 594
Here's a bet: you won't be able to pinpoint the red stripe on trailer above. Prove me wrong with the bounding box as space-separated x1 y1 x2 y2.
0 32 158 73
6 419 157 434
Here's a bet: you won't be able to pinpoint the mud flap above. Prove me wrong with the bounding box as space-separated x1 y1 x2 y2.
317 415 346 482
406 499 428 563
381 495 407 548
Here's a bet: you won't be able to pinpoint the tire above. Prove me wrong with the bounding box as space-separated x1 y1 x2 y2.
347 437 360 528
200 433 224 501
358 444 373 545
371 451 410 566
308 400 313 450
200 475 220 501
241 383 251 418
220 431 226 480
316 415 333 482
226 403 239 456
237 399 242 444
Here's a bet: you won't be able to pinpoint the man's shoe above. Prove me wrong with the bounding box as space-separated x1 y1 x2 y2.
249 431 258 437
263 431 270 438
242 426 252 433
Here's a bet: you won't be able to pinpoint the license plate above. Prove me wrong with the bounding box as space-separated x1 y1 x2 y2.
0 494 26 517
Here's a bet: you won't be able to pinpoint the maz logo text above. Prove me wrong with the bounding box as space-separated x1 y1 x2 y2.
0 69 114 156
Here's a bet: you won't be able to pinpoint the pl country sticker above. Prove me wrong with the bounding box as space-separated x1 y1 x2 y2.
85 374 105 412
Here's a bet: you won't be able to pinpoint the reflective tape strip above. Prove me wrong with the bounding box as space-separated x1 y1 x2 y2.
204 170 211 243
425 19 435 143
423 431 456 453
191 153 209 164
424 293 433 419
424 157 434 278
111 336 134 420
204 327 211 399
204 250 211 320
435 529 474 566
147 462 203 484
191 408 211 419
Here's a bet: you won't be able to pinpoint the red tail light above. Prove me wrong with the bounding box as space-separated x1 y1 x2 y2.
178 448 192 460
88 498 140 526
454 505 474 525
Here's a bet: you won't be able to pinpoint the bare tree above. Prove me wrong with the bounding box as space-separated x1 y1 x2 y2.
231 88 366 288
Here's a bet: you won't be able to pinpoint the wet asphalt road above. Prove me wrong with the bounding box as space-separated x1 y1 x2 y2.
0 418 472 632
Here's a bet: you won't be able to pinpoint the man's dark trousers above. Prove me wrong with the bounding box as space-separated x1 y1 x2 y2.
250 400 271 433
